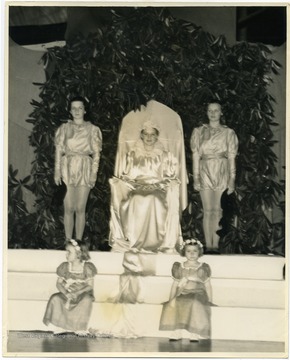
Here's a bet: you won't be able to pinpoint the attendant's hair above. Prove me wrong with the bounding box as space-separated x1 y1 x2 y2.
207 99 224 108
68 96 87 111
68 96 88 121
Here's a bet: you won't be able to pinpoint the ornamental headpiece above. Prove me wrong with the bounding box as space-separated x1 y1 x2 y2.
180 238 203 250
69 239 81 252
141 120 160 133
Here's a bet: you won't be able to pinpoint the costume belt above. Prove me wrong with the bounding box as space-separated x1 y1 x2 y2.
66 151 91 157
201 152 227 160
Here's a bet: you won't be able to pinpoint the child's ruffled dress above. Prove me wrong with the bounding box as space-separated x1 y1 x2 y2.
159 262 211 339
43 261 97 331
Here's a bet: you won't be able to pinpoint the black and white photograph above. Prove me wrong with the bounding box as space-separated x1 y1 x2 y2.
3 2 288 357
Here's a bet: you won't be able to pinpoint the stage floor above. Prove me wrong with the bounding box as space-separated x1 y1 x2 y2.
5 331 285 355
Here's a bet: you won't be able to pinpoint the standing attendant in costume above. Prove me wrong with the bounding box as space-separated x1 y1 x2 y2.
190 102 238 252
43 239 97 335
159 239 212 342
54 96 102 240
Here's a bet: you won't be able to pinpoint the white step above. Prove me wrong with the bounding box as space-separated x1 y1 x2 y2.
7 272 285 309
6 300 286 342
6 250 286 342
7 250 285 280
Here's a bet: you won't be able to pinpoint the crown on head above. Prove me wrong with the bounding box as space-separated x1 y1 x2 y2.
141 120 160 133
180 238 203 250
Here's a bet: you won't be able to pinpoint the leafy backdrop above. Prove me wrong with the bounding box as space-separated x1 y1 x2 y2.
8 7 284 254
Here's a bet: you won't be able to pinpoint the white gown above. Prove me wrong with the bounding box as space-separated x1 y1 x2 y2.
109 140 181 252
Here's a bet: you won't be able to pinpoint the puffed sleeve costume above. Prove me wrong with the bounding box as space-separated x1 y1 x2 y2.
190 125 238 191
54 121 102 188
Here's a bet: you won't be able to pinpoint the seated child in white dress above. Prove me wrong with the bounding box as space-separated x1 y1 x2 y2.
43 239 97 335
159 239 212 342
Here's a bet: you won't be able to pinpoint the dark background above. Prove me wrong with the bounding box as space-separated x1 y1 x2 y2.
9 6 286 47
236 7 286 46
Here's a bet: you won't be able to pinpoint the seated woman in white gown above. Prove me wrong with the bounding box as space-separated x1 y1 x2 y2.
109 100 188 253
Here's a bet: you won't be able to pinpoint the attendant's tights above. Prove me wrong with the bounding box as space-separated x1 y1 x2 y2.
63 186 90 240
200 189 223 250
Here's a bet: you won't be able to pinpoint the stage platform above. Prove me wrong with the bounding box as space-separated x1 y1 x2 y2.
6 331 285 354
5 250 286 342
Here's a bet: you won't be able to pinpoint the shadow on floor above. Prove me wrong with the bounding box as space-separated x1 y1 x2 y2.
5 331 285 355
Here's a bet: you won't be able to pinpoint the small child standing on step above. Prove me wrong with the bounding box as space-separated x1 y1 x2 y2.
43 239 97 336
159 238 212 342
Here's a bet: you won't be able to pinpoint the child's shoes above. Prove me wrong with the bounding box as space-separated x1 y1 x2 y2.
198 335 210 341
189 333 199 342
53 330 67 336
75 330 90 337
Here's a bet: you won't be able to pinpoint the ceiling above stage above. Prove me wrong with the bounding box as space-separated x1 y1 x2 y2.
8 6 286 47
236 7 286 46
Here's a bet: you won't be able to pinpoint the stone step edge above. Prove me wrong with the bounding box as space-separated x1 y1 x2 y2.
6 298 285 310
7 270 286 282
6 300 286 341
7 250 285 281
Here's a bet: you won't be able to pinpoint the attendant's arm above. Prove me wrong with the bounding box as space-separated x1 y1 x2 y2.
227 129 239 195
190 128 201 191
227 157 236 194
89 126 102 188
192 161 201 191
54 126 65 185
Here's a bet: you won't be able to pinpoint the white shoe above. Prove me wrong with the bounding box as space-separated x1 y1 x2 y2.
53 330 67 335
198 335 210 341
47 323 67 335
75 330 90 337
189 332 199 342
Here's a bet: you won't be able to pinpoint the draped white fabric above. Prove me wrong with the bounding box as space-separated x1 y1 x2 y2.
114 100 188 211
109 101 188 253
